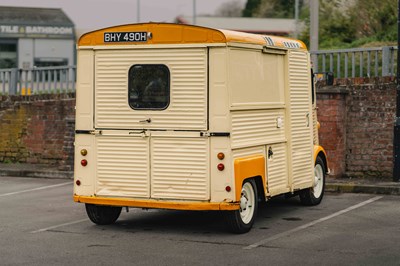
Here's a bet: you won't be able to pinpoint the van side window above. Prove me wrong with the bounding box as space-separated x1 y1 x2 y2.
128 64 170 110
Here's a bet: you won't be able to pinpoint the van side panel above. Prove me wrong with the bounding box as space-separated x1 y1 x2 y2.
75 50 94 130
266 143 289 195
74 134 95 196
209 48 235 203
208 47 230 133
229 49 285 108
231 109 286 149
287 51 314 189
227 47 290 196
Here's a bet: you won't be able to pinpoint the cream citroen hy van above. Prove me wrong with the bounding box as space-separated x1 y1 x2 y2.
74 23 328 233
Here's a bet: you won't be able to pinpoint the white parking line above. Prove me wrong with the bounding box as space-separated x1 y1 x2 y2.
244 195 383 250
31 218 88 234
0 181 72 197
30 208 147 234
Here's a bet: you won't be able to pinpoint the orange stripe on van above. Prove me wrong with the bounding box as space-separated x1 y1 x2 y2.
74 195 240 211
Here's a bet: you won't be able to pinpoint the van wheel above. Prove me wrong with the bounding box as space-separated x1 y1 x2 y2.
299 156 325 206
85 204 122 225
226 179 258 234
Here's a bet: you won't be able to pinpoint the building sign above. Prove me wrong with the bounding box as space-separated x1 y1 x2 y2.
0 25 74 38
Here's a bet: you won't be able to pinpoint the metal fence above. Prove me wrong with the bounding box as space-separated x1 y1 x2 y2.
310 46 398 78
0 66 76 95
0 47 398 95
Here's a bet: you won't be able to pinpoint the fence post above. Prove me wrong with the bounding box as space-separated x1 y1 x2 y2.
382 46 391 76
9 68 19 95
311 54 318 73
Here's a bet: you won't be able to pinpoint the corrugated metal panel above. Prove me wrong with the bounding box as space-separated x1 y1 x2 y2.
232 146 265 160
288 51 314 187
267 143 289 195
151 138 209 200
94 48 207 130
231 109 286 149
96 136 150 198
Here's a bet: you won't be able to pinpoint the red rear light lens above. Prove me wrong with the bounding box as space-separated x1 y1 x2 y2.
76 180 81 186
217 163 225 171
81 159 88 166
225 186 231 192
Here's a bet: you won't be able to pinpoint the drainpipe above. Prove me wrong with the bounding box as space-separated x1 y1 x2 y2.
394 0 400 182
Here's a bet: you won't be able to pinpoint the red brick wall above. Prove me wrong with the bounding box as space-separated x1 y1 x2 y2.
317 77 396 179
316 88 347 177
0 94 75 171
0 77 396 179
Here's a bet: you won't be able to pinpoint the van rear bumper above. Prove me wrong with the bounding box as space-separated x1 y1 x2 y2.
74 195 240 211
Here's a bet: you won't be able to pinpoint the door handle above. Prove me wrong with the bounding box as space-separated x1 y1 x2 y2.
139 118 152 123
129 130 148 138
268 147 274 159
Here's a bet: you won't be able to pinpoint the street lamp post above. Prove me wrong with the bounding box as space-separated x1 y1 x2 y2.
310 0 319 71
137 0 140 23
193 0 197 25
309 0 319 52
294 0 299 38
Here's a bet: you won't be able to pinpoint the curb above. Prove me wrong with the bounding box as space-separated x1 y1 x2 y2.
326 183 400 196
0 169 73 179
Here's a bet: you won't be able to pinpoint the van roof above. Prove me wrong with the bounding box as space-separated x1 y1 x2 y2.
78 22 307 50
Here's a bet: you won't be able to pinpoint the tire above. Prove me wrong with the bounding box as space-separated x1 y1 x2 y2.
226 179 258 234
299 156 326 206
85 204 122 225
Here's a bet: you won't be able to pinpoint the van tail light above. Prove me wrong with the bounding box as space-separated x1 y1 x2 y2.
217 163 225 171
80 149 88 156
81 159 88 166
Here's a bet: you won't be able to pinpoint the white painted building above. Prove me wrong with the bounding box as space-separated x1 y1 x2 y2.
0 6 75 69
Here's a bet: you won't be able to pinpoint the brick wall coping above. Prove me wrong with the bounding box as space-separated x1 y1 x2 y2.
317 86 349 94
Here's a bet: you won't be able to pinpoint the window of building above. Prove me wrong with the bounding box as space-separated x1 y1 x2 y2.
0 40 17 68
128 64 170 110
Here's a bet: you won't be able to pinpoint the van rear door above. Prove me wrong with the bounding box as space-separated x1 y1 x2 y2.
93 47 210 200
94 48 207 130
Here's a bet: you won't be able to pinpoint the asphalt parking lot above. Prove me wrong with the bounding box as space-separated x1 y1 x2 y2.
1 176 399 266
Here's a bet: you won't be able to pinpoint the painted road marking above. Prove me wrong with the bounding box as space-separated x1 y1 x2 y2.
31 208 144 233
0 182 72 197
244 196 383 250
31 218 89 234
